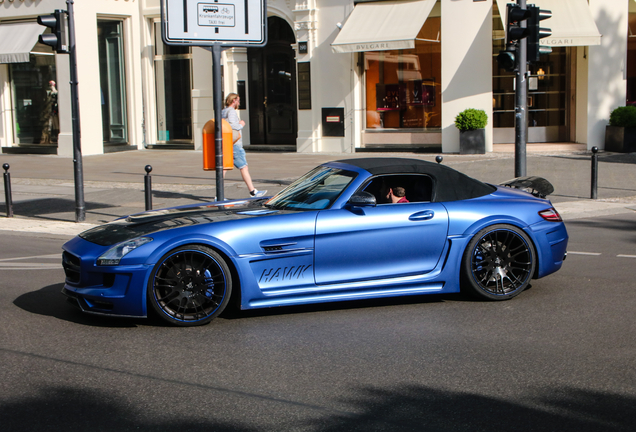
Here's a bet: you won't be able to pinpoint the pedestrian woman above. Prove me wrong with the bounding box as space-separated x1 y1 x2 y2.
222 93 266 197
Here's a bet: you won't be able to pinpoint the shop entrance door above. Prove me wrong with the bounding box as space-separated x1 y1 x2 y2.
248 17 297 145
98 20 128 146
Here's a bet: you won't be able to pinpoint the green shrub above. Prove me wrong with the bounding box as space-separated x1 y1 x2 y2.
609 105 636 127
454 108 488 132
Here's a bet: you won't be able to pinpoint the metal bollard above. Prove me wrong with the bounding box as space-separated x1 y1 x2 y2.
436 156 443 164
591 146 599 200
144 165 153 211
3 163 13 218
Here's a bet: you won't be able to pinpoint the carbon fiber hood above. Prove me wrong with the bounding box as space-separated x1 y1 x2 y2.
79 199 278 246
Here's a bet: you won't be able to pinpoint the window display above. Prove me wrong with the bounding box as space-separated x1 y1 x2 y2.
364 17 441 130
10 54 58 145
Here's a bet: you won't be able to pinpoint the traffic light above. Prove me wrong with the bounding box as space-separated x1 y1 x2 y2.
527 5 552 63
497 4 531 72
505 4 531 47
497 49 516 72
37 10 68 54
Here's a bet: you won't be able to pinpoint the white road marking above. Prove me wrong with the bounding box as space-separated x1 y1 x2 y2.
567 251 602 256
0 253 62 270
0 262 61 268
0 253 60 262
0 267 62 270
617 254 636 259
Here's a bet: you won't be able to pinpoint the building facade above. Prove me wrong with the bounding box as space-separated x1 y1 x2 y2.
0 0 633 156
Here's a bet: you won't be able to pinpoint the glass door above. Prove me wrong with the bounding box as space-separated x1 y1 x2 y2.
153 22 193 145
248 17 297 145
98 20 128 145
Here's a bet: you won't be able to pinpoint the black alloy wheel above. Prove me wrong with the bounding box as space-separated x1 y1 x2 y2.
462 224 536 300
148 245 232 326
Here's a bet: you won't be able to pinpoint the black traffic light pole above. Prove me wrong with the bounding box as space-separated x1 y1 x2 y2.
515 0 528 178
498 1 551 178
66 0 85 222
38 1 84 222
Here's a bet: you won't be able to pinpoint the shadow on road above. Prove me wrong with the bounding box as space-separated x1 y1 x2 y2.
1 383 634 431
12 283 143 328
15 283 476 327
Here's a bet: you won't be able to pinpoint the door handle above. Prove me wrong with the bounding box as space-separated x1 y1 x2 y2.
409 210 434 221
263 96 267 108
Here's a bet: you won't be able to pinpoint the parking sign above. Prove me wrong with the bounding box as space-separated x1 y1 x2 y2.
161 0 267 46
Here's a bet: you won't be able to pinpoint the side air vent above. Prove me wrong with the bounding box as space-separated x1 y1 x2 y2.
263 246 283 252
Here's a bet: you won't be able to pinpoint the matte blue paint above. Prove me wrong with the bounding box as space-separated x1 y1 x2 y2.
61 159 568 320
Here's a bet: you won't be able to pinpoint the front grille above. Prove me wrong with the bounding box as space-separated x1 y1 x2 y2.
62 251 81 283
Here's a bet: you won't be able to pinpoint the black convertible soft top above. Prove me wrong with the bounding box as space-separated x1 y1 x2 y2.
335 158 495 202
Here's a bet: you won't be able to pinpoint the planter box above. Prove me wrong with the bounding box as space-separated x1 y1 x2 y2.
605 126 636 153
459 129 485 154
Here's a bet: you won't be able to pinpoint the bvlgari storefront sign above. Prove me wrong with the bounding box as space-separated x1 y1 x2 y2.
332 39 415 54
545 38 575 46
542 35 601 47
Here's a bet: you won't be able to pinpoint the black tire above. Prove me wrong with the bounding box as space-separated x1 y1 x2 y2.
461 224 536 300
148 245 232 326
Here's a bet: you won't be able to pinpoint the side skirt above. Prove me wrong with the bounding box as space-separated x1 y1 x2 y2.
249 283 445 308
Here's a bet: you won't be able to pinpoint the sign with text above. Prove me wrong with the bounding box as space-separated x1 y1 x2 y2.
161 0 266 46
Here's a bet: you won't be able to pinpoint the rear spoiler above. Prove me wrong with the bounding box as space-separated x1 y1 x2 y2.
500 176 554 198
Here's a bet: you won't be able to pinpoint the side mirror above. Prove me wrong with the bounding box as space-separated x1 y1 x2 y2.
348 191 376 207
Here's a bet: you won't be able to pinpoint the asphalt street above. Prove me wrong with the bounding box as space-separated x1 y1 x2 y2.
0 212 634 431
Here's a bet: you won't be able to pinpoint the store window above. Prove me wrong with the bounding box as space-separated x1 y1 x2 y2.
492 3 566 133
98 19 128 145
364 17 441 130
9 34 58 145
153 22 193 144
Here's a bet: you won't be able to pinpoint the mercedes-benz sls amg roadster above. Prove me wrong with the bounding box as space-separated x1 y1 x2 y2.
62 158 568 326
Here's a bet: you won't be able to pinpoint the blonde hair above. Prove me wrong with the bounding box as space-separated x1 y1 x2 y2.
225 93 239 107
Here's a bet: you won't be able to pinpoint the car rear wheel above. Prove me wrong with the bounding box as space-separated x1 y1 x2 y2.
148 245 232 326
462 224 536 300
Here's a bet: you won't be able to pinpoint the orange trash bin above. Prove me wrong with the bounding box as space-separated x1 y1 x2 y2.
202 119 234 171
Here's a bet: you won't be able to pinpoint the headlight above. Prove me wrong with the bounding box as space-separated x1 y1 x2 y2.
97 237 153 266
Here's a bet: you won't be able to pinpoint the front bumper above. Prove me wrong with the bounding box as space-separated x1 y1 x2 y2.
62 237 152 318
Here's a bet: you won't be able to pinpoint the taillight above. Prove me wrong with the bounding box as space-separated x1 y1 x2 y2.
539 207 562 222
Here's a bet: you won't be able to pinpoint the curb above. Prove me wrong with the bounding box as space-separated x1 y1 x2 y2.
0 217 96 236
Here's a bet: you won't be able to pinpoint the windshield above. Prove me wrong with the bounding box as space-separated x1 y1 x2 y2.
266 166 357 210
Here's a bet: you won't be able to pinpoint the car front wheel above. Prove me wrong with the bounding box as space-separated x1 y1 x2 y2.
461 224 536 300
148 245 232 326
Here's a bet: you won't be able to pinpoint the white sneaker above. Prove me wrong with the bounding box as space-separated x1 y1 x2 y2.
250 189 267 197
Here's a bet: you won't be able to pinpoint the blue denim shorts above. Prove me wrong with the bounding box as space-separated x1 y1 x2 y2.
233 144 247 169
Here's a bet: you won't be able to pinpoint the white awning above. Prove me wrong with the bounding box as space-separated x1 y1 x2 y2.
0 22 46 64
331 0 437 54
496 0 602 47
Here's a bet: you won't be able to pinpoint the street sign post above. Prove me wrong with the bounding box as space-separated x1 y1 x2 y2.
160 0 267 201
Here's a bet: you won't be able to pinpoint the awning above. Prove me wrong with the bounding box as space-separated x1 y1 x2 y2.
496 0 602 47
331 0 436 54
0 22 46 64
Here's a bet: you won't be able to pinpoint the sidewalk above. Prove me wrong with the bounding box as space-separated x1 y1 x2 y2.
1 146 635 236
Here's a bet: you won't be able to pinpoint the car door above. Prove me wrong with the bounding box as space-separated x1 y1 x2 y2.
314 201 449 285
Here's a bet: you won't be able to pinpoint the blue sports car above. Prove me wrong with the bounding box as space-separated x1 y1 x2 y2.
62 158 568 326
